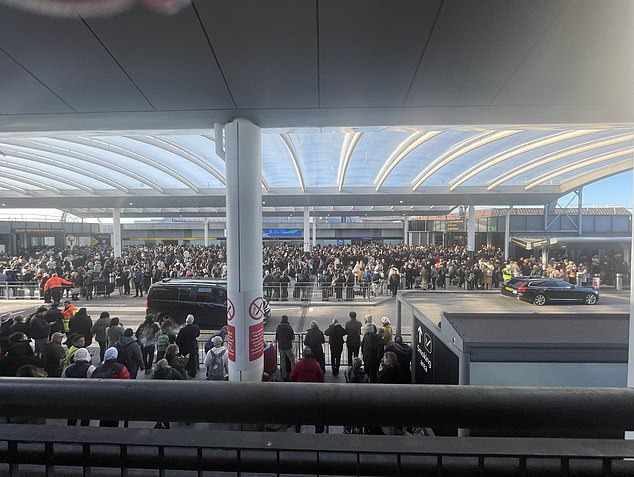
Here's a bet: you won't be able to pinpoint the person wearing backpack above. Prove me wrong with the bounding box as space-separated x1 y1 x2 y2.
116 328 144 379
203 336 227 381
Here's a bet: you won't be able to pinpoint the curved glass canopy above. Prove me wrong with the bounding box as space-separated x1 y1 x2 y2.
0 124 631 215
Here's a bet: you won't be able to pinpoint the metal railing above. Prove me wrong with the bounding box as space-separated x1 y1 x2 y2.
0 281 41 300
264 280 382 303
0 380 633 476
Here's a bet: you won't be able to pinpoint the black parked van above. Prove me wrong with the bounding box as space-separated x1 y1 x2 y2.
146 278 269 330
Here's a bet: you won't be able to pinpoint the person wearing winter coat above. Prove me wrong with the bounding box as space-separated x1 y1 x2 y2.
303 321 325 373
61 334 86 371
0 312 15 353
69 308 93 347
175 315 200 378
151 359 184 429
91 311 111 363
40 332 66 377
135 314 159 374
116 328 144 379
360 314 377 338
361 328 384 383
165 344 188 379
344 311 362 365
275 315 295 380
324 318 346 376
380 316 394 347
28 306 50 355
91 347 130 428
106 317 124 348
62 347 95 426
386 335 412 384
0 333 41 376
290 347 324 433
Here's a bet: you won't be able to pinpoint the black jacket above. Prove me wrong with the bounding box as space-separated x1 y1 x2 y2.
361 332 383 366
175 324 200 355
324 323 346 353
69 309 93 347
0 341 41 377
303 328 325 359
29 314 50 340
344 318 362 347
41 341 66 377
275 322 295 350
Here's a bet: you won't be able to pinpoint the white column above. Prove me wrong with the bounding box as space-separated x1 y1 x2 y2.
467 205 476 253
203 219 209 247
225 119 264 383
541 248 548 267
403 218 409 245
303 206 310 252
112 208 121 259
312 216 317 248
504 206 513 260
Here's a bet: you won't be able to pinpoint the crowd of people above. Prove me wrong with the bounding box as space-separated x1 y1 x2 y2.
0 242 627 304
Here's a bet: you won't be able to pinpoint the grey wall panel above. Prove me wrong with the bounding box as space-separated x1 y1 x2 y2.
320 0 439 107
196 0 318 109
0 50 72 114
85 6 234 110
407 0 562 106
0 7 152 112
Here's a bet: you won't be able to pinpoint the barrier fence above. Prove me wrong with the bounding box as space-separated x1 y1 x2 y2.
0 380 633 476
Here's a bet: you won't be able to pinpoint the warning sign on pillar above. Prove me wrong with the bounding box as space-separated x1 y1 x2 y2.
227 298 235 322
248 322 264 361
227 325 236 361
248 296 265 321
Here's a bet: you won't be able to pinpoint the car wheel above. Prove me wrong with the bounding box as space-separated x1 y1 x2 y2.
584 294 598 305
533 294 547 306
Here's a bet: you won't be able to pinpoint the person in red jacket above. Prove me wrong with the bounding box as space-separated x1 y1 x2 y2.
44 273 73 305
290 347 324 433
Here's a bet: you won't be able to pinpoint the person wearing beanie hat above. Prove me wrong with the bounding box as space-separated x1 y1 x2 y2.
176 315 200 378
41 332 66 377
61 334 86 370
62 347 96 426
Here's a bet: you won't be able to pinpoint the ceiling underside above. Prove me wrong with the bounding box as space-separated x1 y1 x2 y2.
0 0 632 216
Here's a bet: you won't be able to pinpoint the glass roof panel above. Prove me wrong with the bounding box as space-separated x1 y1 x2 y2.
262 133 298 188
163 134 226 175
345 130 412 188
382 129 483 187
289 129 344 188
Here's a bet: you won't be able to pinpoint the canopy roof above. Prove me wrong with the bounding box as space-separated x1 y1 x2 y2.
0 1 631 217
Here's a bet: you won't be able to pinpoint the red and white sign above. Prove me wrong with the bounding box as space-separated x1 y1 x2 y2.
248 323 264 361
248 296 265 321
227 325 236 361
226 298 235 322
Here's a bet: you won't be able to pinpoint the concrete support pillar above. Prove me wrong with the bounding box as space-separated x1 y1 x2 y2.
112 208 121 259
504 206 513 260
303 207 310 252
312 216 317 248
577 188 583 236
404 218 409 246
467 205 476 253
203 219 209 247
225 119 264 383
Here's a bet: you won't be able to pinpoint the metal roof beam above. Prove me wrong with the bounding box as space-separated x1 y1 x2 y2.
279 133 306 192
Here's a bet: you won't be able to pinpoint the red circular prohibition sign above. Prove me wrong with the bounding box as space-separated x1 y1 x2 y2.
226 298 235 322
249 296 265 320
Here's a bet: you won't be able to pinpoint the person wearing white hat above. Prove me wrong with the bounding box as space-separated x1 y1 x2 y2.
381 317 394 346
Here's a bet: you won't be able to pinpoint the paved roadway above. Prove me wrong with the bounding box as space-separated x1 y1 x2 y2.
0 288 629 339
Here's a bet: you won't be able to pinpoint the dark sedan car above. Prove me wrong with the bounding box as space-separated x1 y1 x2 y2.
502 277 599 306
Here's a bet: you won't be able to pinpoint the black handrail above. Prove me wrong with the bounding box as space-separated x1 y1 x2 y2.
1 379 633 432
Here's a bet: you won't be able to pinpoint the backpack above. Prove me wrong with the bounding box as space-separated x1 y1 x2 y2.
206 349 226 381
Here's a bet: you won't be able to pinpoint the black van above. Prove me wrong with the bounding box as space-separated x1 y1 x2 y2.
146 278 269 330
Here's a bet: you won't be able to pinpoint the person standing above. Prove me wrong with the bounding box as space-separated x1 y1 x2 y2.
106 317 124 348
324 318 346 376
116 328 144 379
290 348 325 433
28 306 50 356
151 359 184 429
344 311 362 365
303 321 325 373
203 336 228 380
91 311 111 363
275 315 295 380
175 314 200 378
386 336 412 384
91 347 130 427
381 317 394 347
69 308 93 348
135 314 159 374
361 328 384 383
41 332 66 377
44 272 73 305
132 266 144 297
